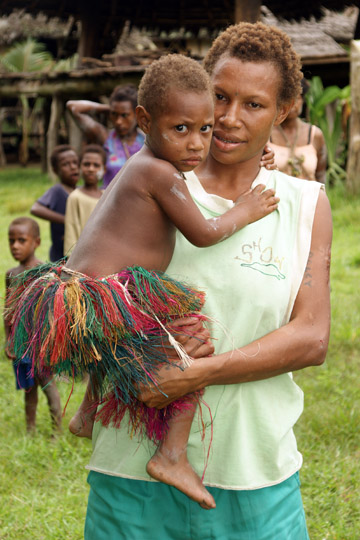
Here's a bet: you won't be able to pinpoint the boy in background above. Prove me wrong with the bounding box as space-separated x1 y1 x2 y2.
4 217 62 434
64 144 106 254
31 145 79 261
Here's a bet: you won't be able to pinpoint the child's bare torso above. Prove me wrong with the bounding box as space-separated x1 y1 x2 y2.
67 146 178 277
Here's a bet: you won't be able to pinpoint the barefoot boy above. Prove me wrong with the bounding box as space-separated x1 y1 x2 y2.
31 145 80 261
4 217 62 434
7 55 278 508
64 144 106 254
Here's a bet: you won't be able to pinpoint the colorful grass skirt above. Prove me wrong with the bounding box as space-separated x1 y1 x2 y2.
6 262 206 442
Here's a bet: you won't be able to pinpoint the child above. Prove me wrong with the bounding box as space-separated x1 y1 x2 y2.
4 217 62 434
31 145 80 261
64 144 106 254
7 55 278 509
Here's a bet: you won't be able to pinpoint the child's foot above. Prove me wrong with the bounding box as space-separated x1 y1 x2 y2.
69 408 95 439
146 449 216 510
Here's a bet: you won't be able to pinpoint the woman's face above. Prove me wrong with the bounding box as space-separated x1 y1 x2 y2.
109 100 137 138
210 56 291 166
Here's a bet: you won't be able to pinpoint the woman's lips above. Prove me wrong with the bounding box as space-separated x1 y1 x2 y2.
213 132 244 146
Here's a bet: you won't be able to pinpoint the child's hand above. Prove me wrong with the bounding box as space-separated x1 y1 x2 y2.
235 184 279 224
169 317 214 359
260 145 277 170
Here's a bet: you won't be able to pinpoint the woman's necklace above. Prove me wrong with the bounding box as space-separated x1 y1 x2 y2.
277 120 304 178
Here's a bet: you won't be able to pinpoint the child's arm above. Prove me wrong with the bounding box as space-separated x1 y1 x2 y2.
151 166 278 248
31 201 65 224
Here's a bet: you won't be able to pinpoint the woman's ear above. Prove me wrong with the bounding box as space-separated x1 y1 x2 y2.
136 105 151 134
274 101 293 126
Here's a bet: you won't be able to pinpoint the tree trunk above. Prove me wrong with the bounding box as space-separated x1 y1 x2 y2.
65 108 83 156
346 40 360 194
19 95 29 166
0 108 7 167
47 95 64 181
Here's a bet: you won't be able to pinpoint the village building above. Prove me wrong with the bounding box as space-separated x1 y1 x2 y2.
0 1 358 170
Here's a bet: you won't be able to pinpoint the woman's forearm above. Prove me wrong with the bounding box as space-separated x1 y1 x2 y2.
141 313 329 409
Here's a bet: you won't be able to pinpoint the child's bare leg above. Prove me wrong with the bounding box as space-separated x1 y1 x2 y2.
39 376 62 434
146 402 216 510
68 379 96 439
24 383 38 433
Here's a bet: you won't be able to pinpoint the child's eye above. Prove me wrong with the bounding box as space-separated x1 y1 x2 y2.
248 102 261 109
215 93 226 102
175 125 188 133
200 125 213 133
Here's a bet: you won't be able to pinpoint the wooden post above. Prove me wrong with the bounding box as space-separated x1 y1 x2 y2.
0 108 7 167
234 0 261 23
65 108 83 156
346 40 360 194
46 95 64 181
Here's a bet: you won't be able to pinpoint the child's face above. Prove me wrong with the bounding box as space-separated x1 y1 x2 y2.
81 152 104 186
8 224 40 264
145 88 214 172
56 150 80 187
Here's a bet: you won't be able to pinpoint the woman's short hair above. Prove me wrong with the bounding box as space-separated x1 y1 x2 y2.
203 22 302 105
109 84 139 110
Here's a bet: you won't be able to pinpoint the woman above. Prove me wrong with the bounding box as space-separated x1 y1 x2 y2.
84 23 332 539
67 84 145 187
269 79 327 183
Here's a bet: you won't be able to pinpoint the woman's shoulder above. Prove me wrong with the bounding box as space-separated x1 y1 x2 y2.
266 168 324 201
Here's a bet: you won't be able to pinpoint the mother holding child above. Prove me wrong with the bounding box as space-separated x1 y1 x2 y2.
83 21 331 540
7 20 331 540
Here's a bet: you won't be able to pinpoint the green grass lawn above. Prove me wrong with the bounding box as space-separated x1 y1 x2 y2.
0 168 359 539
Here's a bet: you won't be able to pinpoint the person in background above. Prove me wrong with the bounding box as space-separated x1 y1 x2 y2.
64 144 106 254
269 78 327 183
67 85 145 188
4 217 62 434
31 145 79 261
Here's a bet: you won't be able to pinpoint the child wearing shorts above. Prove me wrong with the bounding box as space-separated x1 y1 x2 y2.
4 217 62 434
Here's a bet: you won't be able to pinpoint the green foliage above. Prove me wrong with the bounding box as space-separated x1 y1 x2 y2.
305 76 350 186
0 169 359 539
0 38 53 73
0 40 77 165
53 53 79 72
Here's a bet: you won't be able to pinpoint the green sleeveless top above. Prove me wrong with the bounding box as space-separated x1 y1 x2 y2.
87 167 323 489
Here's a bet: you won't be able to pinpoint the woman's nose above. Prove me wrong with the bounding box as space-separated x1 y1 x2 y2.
219 103 242 128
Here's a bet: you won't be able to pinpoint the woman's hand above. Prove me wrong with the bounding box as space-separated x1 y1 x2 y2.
137 317 214 408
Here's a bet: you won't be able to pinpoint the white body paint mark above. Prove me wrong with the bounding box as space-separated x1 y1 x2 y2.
170 185 187 201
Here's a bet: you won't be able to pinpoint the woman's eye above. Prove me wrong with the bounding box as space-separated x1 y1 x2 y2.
249 102 261 109
215 93 226 102
200 125 213 133
175 125 187 133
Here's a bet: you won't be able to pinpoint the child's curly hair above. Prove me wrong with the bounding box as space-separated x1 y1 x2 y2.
138 54 214 116
203 22 302 105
